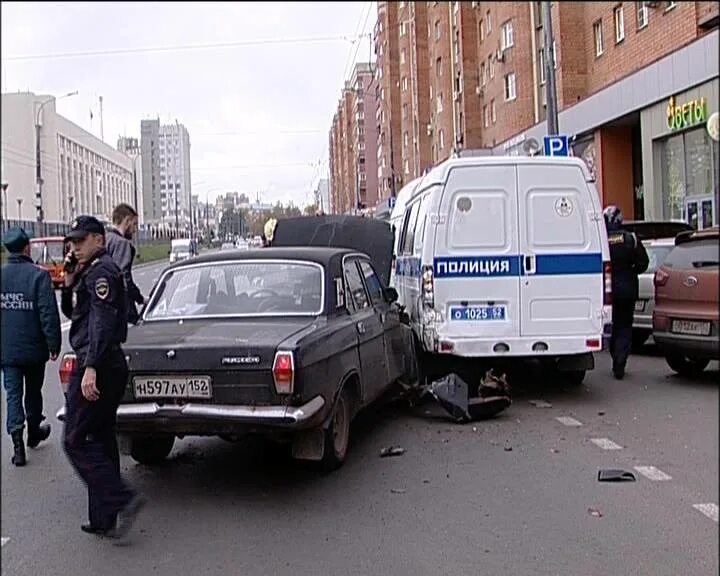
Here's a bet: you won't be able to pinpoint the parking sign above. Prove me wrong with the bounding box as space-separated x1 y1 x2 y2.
543 135 569 157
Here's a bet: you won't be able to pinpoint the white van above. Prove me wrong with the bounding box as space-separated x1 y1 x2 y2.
388 177 423 287
169 239 193 264
394 155 611 384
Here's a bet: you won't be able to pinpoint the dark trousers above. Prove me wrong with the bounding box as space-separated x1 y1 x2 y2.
63 350 135 530
1 364 46 435
611 297 635 372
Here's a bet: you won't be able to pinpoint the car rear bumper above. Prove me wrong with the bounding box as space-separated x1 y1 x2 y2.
56 395 327 432
653 331 720 360
428 333 603 357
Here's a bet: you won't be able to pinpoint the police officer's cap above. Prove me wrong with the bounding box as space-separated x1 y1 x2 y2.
2 226 31 253
65 215 105 241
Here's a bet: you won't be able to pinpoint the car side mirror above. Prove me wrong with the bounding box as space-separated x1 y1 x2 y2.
384 286 399 304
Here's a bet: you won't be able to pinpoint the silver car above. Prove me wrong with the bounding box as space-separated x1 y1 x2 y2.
632 237 675 347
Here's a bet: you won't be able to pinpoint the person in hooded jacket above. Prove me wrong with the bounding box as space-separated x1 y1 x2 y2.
604 205 650 380
104 203 147 325
1 226 61 466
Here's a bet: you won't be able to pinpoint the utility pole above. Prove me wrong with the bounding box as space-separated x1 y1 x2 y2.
542 1 559 136
99 96 104 142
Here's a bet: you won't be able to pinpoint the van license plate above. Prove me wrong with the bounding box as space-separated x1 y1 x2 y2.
133 376 212 399
671 320 711 336
450 306 506 321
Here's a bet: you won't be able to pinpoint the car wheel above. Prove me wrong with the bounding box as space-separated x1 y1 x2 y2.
665 354 710 377
129 434 175 465
562 369 586 386
320 389 351 473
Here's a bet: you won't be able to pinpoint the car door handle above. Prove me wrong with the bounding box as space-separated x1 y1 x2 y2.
524 255 536 275
356 322 366 335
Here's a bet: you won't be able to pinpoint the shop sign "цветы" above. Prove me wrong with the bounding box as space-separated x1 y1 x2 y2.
666 96 708 131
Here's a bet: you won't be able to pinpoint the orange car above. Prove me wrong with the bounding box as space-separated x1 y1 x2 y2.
653 227 719 377
29 236 68 289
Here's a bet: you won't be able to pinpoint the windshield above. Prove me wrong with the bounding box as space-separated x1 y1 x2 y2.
30 241 64 264
145 260 323 319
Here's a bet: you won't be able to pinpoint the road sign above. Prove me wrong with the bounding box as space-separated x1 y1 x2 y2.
389 196 396 209
543 135 569 157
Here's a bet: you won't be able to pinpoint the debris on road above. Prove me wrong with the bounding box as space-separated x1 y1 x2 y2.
550 448 560 454
529 399 553 408
504 446 513 452
380 446 406 458
598 469 636 482
588 507 603 518
598 411 606 416
390 488 407 494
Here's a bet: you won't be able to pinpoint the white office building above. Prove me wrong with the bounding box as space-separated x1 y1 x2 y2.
1 92 134 229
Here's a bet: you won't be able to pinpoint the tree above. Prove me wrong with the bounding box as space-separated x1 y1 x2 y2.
304 203 319 216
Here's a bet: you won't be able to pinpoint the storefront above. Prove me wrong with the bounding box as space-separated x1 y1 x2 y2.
641 78 719 229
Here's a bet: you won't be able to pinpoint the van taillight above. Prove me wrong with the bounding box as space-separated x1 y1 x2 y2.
603 261 612 305
422 265 434 308
654 269 669 287
272 351 294 395
59 353 77 391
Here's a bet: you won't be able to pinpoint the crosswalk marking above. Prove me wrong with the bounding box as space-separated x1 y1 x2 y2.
590 438 623 450
693 503 719 523
1 537 9 547
634 466 672 481
556 416 583 427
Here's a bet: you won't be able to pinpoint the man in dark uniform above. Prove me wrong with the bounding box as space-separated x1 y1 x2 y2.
1 227 61 466
105 203 147 325
60 215 145 538
604 205 650 380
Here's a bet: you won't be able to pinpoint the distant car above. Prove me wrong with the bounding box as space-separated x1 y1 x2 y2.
220 242 236 251
623 220 693 242
170 239 194 263
58 217 419 472
29 236 67 289
632 238 676 348
653 227 719 376
235 239 249 251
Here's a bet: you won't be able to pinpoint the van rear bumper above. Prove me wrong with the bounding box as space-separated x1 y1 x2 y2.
429 334 603 358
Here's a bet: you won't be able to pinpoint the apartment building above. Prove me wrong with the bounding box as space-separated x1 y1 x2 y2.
1 92 134 232
328 63 379 214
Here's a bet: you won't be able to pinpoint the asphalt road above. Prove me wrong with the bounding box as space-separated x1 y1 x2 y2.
2 260 718 576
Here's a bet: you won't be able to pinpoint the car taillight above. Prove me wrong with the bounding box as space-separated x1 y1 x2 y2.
272 351 294 395
654 268 670 287
422 265 434 308
603 261 612 306
59 353 77 392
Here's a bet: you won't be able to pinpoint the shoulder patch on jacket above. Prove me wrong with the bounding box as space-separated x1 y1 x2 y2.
608 233 624 245
95 277 110 300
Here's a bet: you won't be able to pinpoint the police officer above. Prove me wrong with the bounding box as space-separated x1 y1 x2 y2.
105 203 147 325
604 205 649 380
1 227 61 466
60 216 145 538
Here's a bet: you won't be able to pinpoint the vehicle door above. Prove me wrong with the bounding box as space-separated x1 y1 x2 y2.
516 162 604 337
358 259 405 385
432 164 521 341
395 197 423 325
343 256 387 403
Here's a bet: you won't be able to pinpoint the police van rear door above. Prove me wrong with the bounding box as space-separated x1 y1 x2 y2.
432 162 521 343
516 160 604 339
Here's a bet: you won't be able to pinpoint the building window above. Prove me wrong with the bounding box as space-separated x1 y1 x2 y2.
403 103 408 119
436 57 442 77
400 21 407 36
483 105 489 127
404 158 410 175
636 1 649 29
593 20 604 56
400 49 406 64
479 19 485 41
489 55 495 79
504 73 516 101
486 10 492 34
491 99 496 123
539 49 546 84
404 132 409 148
552 40 557 68
435 20 441 40
402 76 408 91
481 62 487 85
437 93 444 113
665 1 676 10
430 84 434 99
614 5 625 43
439 129 445 150
500 21 514 50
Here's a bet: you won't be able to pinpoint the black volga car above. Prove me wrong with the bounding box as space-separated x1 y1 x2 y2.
59 217 419 472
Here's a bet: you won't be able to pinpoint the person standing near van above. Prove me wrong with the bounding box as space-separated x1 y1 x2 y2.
1 227 61 466
604 205 649 380
105 204 147 325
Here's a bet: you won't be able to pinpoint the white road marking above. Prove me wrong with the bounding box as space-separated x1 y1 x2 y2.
1 537 9 547
556 416 583 427
590 438 623 450
633 466 672 481
693 503 719 523
529 399 553 408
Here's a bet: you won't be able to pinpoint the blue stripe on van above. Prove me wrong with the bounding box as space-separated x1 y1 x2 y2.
534 253 603 275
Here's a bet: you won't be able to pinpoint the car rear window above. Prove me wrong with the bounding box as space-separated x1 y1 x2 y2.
146 261 323 319
663 239 720 270
645 245 673 273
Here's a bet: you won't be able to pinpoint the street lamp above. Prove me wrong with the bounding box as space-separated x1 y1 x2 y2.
35 90 78 235
16 198 23 221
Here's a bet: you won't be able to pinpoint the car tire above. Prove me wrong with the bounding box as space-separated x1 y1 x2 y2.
129 434 175 465
320 388 351 473
665 354 710 377
562 369 586 386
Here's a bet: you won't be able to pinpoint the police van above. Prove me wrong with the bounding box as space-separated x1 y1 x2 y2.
388 177 423 287
393 155 611 384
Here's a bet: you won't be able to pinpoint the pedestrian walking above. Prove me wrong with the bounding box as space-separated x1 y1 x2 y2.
604 205 649 380
105 203 147 325
1 227 61 466
60 215 145 538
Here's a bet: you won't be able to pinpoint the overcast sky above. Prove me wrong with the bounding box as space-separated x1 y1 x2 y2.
1 1 375 206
